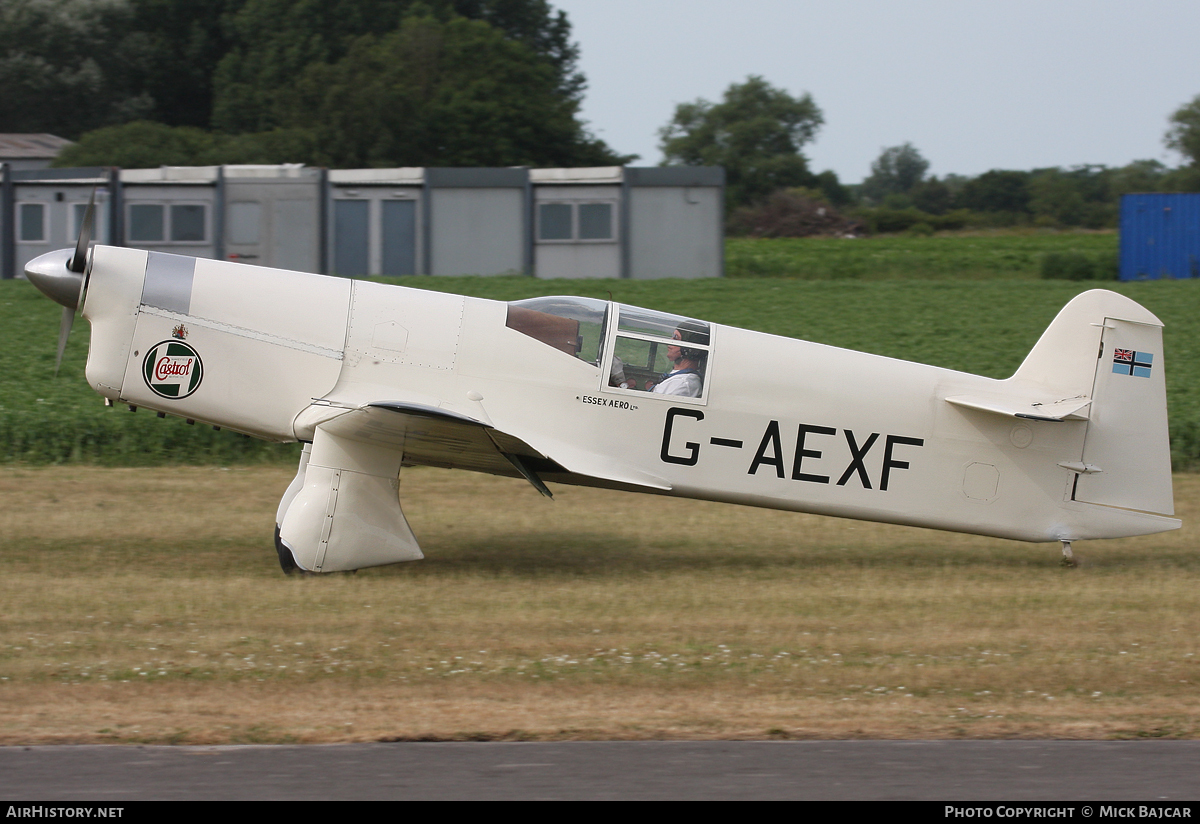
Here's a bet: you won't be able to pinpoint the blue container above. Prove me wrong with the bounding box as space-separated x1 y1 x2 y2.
1120 193 1200 280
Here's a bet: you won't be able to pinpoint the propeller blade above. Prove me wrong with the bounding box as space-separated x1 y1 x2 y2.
55 304 74 376
51 186 94 373
69 188 96 274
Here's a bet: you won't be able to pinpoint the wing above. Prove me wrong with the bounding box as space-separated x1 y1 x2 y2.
298 399 672 497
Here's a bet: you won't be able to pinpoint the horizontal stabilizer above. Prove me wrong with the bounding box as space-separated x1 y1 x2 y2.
945 394 1091 421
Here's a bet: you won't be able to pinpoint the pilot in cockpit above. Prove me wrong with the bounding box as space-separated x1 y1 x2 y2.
651 323 706 397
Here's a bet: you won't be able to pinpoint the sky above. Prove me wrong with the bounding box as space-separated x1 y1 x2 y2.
553 0 1200 183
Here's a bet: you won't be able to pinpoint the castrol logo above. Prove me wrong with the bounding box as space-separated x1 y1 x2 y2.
142 340 204 399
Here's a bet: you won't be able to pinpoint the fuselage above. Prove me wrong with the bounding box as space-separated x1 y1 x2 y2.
75 246 1178 546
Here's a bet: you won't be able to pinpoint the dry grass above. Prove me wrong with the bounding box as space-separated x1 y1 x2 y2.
1 465 1197 744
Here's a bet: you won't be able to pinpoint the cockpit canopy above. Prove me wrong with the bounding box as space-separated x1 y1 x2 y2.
505 296 711 399
505 296 607 362
612 305 709 397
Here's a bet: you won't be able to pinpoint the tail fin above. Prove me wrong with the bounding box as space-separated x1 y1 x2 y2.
1014 289 1173 516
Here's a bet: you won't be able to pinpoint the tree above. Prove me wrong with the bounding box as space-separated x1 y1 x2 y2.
1164 95 1200 190
36 0 628 169
1166 94 1200 167
52 120 322 167
283 11 629 168
123 0 239 129
1024 165 1118 228
0 0 244 137
910 177 953 215
209 0 628 166
957 170 1031 215
54 120 222 167
450 0 583 102
54 9 627 172
1028 168 1088 226
211 0 589 135
658 76 823 209
859 143 929 203
0 0 328 138
0 0 153 138
814 170 851 208
1110 159 1168 196
6 0 625 169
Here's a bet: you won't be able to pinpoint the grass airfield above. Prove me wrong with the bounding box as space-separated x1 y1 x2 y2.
1 465 1196 744
3 230 1197 743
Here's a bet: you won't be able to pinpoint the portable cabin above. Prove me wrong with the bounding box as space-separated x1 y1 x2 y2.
1119 193 1200 280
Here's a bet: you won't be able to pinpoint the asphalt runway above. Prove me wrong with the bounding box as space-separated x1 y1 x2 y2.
1 740 1198 800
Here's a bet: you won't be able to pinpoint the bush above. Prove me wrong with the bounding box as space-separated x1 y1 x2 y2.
852 207 976 234
1040 252 1118 281
933 209 974 231
1081 202 1118 230
726 189 866 237
853 207 927 234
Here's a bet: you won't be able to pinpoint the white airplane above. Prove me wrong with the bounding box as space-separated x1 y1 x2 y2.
24 211 1179 573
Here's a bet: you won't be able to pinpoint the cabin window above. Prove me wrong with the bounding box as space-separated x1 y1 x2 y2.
171 205 206 241
536 201 617 243
127 202 208 244
18 203 46 242
506 296 607 365
128 204 164 242
578 203 613 240
537 203 573 241
608 306 710 400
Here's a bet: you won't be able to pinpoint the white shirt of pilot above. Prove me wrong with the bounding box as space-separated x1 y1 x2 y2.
652 370 702 397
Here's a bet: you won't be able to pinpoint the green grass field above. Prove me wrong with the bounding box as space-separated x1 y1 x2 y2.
724 231 1118 280
4 230 1198 467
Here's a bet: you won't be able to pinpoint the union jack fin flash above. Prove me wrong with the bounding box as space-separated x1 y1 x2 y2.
1113 348 1153 378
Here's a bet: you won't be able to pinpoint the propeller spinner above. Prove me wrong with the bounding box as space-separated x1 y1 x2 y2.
24 190 95 374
